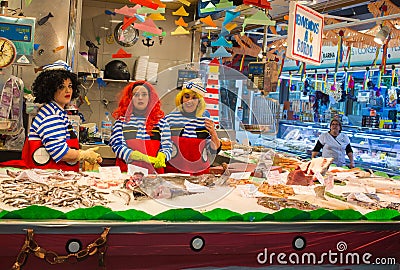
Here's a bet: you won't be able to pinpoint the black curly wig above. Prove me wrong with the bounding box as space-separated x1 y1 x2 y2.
32 69 81 104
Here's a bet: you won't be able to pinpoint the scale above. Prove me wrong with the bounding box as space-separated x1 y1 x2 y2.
0 16 35 65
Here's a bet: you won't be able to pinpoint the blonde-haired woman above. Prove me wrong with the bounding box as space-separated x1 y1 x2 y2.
164 78 221 175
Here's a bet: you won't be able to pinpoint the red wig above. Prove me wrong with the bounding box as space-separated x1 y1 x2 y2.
113 80 164 135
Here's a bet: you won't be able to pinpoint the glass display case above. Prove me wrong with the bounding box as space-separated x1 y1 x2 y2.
275 120 400 176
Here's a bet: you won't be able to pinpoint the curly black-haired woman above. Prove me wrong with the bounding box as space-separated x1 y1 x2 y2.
24 67 102 171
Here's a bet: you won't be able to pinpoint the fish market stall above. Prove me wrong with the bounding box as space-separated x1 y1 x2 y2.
0 152 399 269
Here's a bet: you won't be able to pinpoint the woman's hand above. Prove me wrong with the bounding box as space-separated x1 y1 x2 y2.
204 118 221 150
204 119 217 135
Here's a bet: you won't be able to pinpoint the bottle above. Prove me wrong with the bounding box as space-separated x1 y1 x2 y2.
101 112 112 144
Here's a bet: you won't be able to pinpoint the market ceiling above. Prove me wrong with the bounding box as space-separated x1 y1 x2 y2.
90 0 400 49
91 0 391 24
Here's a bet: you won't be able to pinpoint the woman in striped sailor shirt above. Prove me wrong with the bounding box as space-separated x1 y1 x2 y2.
22 63 102 171
164 78 221 175
109 81 172 174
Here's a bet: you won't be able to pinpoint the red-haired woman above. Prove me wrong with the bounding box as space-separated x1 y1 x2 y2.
109 81 172 173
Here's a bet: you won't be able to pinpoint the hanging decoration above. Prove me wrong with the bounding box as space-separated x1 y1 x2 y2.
153 0 166 8
241 10 275 36
211 36 233 48
200 15 217 28
178 0 191 6
223 10 240 26
142 37 154 47
171 26 190 35
171 5 190 35
210 46 231 58
363 67 370 90
134 18 162 35
200 2 216 14
392 65 396 86
175 17 188 27
324 69 328 93
147 13 166 21
137 7 165 14
112 48 132 58
37 12 54 26
334 30 344 83
381 35 390 74
115 5 140 17
314 69 318 92
205 58 221 128
172 6 189 16
216 0 234 10
129 0 159 9
122 16 137 30
243 0 271 10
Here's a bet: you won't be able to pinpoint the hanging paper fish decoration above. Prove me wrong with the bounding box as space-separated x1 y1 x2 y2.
53 45 64 53
37 12 54 26
105 10 116 16
96 36 101 45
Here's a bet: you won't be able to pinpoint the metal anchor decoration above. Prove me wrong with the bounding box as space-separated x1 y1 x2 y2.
142 38 154 47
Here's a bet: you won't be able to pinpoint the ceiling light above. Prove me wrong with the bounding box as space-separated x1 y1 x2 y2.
374 25 390 45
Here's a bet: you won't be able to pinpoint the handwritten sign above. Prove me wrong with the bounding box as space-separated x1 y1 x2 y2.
286 2 324 65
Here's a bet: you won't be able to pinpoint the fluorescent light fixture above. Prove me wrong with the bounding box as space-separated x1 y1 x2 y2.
109 20 123 24
374 25 390 45
205 26 218 30
161 0 174 2
100 26 109 30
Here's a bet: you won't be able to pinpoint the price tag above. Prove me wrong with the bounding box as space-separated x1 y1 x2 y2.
99 166 123 181
230 171 251 180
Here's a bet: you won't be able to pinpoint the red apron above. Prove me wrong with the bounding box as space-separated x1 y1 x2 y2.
115 138 163 174
22 138 80 172
165 136 210 175
0 124 80 171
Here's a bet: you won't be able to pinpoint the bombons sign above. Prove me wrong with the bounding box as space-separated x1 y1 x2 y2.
286 2 324 65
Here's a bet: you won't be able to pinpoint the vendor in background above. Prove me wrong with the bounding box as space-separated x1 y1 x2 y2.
109 80 172 173
164 78 221 175
9 61 102 171
311 119 355 168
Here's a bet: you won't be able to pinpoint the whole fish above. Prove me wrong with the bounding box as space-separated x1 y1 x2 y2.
37 12 54 26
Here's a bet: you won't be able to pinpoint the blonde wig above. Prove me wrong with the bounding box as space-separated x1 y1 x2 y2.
175 88 206 117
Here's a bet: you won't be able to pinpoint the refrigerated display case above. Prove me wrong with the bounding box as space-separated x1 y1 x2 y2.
276 120 400 176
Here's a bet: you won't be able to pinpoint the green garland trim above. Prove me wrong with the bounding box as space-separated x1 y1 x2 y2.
0 206 399 222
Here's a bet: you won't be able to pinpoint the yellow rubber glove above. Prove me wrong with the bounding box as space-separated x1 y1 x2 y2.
130 150 157 164
79 147 102 164
153 152 166 168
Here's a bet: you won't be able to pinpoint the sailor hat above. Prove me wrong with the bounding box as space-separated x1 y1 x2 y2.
182 78 206 97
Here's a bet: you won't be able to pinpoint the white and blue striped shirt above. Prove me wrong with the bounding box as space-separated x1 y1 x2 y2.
28 102 73 163
109 114 172 163
164 111 210 139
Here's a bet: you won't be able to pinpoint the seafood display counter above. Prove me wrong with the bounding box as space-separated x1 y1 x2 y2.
276 120 400 176
0 166 399 269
